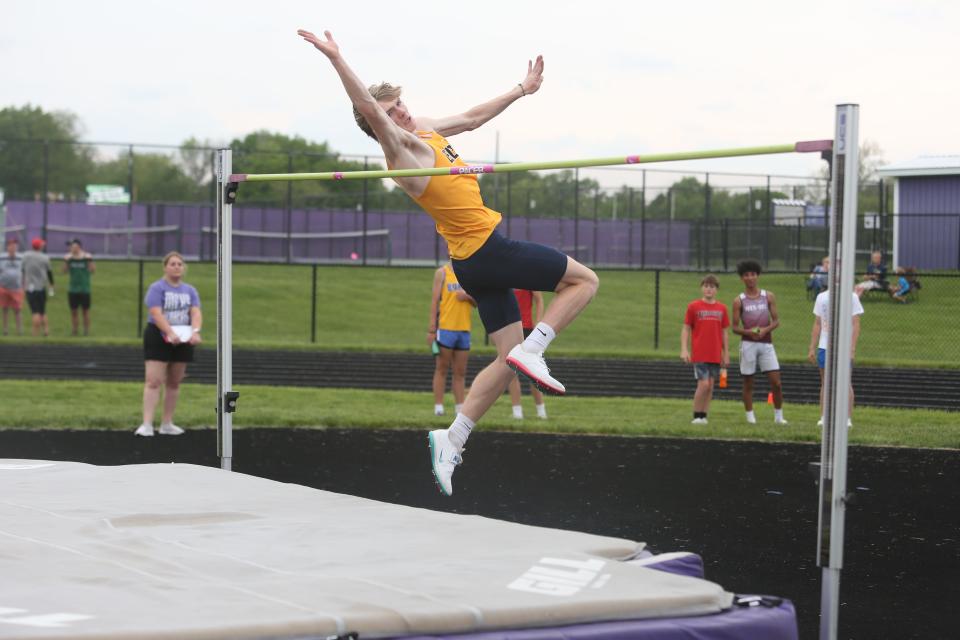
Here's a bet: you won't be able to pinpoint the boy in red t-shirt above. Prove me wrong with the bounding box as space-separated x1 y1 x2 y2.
680 274 730 424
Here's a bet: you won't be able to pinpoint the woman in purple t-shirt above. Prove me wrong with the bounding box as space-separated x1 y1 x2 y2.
135 251 202 437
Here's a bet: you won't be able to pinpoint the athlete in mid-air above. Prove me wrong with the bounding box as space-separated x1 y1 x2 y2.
298 28 599 495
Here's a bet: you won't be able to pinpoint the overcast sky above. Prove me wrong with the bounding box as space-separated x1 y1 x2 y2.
3 0 957 189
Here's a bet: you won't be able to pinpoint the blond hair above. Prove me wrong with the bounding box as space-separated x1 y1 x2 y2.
353 82 402 140
162 251 185 269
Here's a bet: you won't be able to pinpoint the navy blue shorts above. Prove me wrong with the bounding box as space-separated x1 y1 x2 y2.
452 231 567 334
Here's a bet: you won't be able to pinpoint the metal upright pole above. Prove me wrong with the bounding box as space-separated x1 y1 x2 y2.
640 171 647 268
573 169 580 262
704 173 711 268
127 145 135 258
137 260 144 338
286 153 294 264
42 141 49 242
362 157 369 266
818 104 860 640
216 150 236 471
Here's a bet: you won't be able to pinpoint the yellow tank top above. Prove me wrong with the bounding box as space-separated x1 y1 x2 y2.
412 131 501 260
438 264 473 332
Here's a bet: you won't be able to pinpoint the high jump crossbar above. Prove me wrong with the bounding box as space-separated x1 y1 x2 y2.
228 140 832 183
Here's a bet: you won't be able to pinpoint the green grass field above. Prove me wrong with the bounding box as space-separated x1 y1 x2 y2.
0 380 956 449
2 261 957 367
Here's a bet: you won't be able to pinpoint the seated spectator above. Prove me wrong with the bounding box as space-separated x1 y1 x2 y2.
855 250 888 297
888 267 912 303
807 256 829 295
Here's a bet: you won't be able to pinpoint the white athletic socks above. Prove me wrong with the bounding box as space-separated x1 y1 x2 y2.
447 413 475 451
745 410 757 424
522 322 556 354
455 403 463 414
434 404 445 416
512 405 524 419
774 408 784 421
536 403 547 419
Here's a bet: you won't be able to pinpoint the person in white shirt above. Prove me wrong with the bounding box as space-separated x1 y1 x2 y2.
808 288 863 427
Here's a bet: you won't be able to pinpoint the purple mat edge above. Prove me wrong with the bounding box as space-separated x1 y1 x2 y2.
392 599 797 640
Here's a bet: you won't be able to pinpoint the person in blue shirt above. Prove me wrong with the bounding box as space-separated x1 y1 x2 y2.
888 267 912 303
135 252 202 437
807 256 829 295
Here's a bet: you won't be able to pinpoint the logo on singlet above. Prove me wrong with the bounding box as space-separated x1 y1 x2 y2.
441 144 459 163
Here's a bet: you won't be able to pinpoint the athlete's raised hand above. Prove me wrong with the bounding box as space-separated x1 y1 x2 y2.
519 55 545 96
298 29 340 59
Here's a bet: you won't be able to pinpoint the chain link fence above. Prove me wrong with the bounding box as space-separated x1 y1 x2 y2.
3 138 930 268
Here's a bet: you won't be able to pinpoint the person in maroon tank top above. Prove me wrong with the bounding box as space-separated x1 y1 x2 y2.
731 260 786 425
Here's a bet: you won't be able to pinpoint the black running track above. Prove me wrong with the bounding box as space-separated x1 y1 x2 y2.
3 344 958 637
0 428 956 640
2 344 958 410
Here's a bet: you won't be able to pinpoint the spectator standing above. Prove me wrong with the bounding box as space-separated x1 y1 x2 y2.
0 237 24 335
507 289 547 419
808 288 863 427
731 260 787 425
63 238 95 336
21 237 55 337
680 275 730 425
427 263 475 416
136 252 202 437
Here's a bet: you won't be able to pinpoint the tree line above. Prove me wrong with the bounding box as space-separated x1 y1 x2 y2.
1 104 884 219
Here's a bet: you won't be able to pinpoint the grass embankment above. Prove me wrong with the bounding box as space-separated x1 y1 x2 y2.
1 380 956 449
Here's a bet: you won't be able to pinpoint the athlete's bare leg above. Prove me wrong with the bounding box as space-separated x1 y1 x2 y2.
432 347 453 405
460 321 524 422
693 378 714 413
540 257 599 332
742 375 755 411
768 370 784 409
451 349 469 405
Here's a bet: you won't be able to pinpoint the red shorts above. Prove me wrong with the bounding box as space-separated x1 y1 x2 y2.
0 287 23 310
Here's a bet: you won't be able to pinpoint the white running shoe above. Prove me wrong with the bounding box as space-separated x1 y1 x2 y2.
746 413 757 424
775 418 789 425
428 429 462 496
817 417 824 427
506 345 565 395
691 417 708 425
134 424 154 437
434 407 445 416
159 423 185 436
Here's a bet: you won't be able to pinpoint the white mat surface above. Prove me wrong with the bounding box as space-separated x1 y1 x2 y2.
0 460 731 639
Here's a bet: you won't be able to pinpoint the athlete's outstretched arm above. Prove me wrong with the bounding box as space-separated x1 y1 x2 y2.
418 55 544 137
297 29 404 153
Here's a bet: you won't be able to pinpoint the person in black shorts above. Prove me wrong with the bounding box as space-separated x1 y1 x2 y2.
22 237 55 337
63 239 94 336
135 252 202 437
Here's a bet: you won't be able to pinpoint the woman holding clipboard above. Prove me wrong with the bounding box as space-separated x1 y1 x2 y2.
135 251 202 437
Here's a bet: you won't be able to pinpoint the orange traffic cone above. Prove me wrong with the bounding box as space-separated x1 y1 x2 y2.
767 392 774 405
